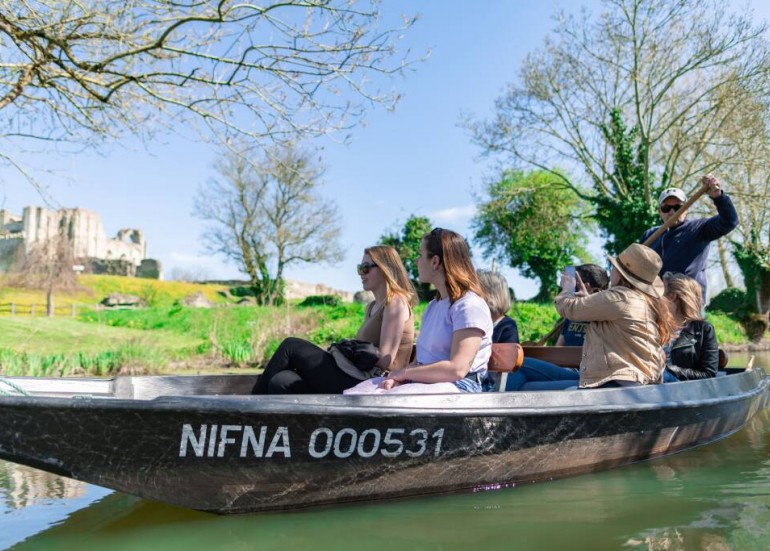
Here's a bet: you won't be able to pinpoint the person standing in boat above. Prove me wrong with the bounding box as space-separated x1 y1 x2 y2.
508 244 676 390
639 174 738 303
661 273 719 382
252 245 416 394
345 228 493 394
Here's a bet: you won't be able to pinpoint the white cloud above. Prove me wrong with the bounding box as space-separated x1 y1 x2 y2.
428 205 477 224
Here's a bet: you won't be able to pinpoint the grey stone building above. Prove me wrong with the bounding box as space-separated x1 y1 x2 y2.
0 206 160 278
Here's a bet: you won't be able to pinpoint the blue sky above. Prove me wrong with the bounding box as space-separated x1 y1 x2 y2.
3 1 768 299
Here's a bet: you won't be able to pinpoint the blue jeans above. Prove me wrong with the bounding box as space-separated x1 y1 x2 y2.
662 369 679 383
506 357 580 391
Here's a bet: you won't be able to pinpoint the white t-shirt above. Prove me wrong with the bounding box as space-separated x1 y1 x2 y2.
416 291 493 376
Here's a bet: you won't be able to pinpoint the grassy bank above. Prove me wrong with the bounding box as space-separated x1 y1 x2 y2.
0 300 754 377
0 272 759 377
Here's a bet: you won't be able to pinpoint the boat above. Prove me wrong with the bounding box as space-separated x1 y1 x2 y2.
0 346 767 514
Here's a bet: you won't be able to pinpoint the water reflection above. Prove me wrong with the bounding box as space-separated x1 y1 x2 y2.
2 354 770 550
0 461 86 510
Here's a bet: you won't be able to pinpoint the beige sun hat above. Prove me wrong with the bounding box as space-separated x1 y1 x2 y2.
608 243 665 298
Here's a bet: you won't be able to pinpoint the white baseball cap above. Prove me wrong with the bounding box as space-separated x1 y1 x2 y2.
658 188 687 205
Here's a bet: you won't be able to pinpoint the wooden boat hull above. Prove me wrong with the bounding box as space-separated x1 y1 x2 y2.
0 370 767 514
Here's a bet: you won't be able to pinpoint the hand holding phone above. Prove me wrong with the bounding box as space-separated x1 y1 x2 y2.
561 266 577 292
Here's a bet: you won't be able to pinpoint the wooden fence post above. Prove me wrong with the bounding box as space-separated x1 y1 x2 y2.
30 303 35 316
10 303 15 317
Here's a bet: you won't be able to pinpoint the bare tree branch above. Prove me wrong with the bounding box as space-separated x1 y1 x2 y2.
1 1 421 191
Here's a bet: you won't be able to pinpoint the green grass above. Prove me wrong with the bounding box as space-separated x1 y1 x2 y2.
0 274 231 315
706 311 747 344
0 317 199 355
510 302 562 343
0 297 756 377
0 317 202 376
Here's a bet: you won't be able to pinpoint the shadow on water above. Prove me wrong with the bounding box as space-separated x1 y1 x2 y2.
3 354 770 551
3 408 769 551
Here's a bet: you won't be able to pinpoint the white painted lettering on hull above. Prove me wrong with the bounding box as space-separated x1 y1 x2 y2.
179 424 446 459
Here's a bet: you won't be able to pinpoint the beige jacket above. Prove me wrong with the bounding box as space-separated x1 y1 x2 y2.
554 286 664 388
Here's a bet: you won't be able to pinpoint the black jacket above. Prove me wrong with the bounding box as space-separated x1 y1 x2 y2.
667 320 719 381
493 316 519 344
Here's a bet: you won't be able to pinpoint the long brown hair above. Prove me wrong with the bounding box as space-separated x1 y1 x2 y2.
423 228 483 302
663 272 704 323
365 245 418 307
616 273 676 345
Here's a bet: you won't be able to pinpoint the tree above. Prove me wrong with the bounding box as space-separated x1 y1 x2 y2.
701 87 770 340
380 215 433 301
193 142 342 305
472 170 592 302
1 1 418 188
468 0 770 255
9 227 80 317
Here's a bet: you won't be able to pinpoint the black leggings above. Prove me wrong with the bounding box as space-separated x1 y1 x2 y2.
251 337 362 394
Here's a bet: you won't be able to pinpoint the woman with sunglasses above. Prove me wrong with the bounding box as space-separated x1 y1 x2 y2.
346 228 493 394
252 245 416 394
661 273 719 382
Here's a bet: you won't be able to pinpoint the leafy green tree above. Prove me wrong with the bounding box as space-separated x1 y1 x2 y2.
594 109 660 254
472 170 591 302
381 215 434 301
468 0 770 256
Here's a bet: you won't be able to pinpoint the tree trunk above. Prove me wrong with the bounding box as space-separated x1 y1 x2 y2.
716 239 734 288
46 288 54 317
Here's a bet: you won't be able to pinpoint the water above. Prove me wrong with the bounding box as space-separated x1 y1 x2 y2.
2 354 770 551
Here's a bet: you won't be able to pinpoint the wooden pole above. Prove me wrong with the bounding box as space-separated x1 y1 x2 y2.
641 182 710 247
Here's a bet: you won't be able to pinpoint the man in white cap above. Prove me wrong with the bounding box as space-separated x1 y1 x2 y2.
639 174 738 302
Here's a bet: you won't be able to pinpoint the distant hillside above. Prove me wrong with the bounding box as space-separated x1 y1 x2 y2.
0 274 354 313
0 274 229 312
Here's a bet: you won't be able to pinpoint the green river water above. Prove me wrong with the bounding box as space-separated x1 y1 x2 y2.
2 352 770 551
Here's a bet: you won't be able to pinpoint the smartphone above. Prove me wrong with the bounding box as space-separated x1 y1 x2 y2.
564 266 576 279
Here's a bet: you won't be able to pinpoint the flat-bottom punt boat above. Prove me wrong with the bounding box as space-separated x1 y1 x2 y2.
0 362 767 514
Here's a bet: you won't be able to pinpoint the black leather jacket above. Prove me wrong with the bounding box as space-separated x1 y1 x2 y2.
667 320 719 381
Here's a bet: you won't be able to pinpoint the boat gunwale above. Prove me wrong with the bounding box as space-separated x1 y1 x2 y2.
0 370 766 418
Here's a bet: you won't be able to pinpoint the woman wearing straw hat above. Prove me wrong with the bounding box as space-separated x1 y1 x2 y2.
507 243 676 390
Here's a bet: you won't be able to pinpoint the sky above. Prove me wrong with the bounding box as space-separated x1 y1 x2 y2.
3 1 769 299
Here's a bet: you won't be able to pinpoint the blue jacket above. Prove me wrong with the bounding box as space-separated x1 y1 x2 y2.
640 193 738 299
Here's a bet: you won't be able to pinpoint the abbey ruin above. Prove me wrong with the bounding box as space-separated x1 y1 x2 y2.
0 206 160 278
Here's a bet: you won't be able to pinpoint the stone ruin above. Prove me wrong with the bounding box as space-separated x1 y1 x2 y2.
0 206 161 278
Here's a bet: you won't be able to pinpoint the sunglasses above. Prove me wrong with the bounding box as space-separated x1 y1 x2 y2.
660 203 683 213
357 262 378 275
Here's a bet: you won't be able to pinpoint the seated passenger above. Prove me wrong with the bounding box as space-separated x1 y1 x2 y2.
477 269 519 344
252 245 416 394
661 273 719 382
508 244 676 391
477 269 519 391
345 228 493 394
555 263 609 346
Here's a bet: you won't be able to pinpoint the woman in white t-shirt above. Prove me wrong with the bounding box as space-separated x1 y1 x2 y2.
346 228 492 394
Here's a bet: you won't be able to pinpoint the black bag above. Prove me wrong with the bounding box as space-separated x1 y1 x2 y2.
328 339 383 380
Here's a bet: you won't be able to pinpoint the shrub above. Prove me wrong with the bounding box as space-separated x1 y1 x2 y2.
299 295 342 307
707 288 748 316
